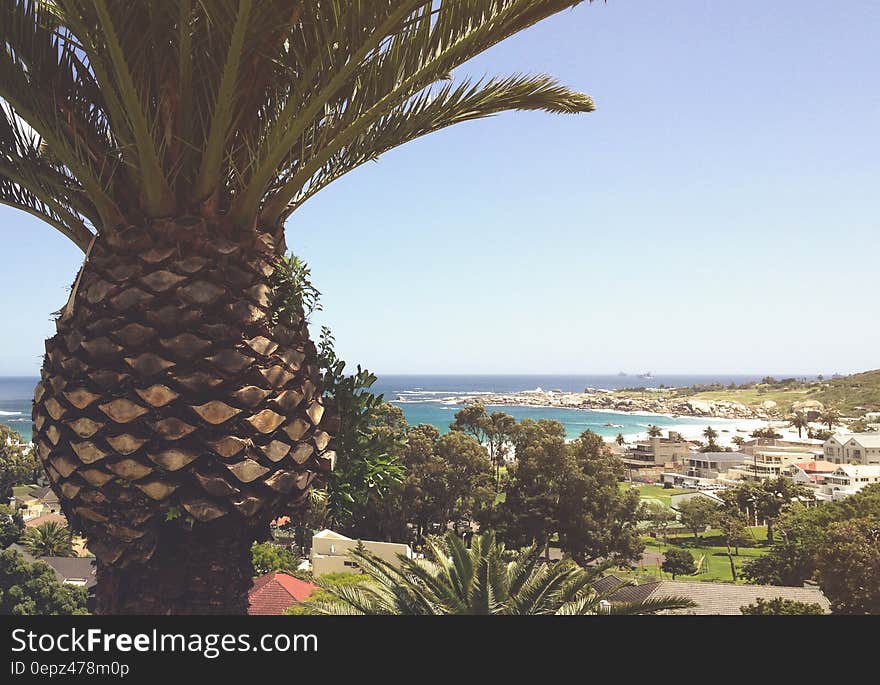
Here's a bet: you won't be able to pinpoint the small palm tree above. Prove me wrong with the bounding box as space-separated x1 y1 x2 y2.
819 408 841 431
311 532 694 615
788 411 809 439
21 521 75 557
702 426 718 446
731 435 746 449
647 425 663 438
615 433 626 447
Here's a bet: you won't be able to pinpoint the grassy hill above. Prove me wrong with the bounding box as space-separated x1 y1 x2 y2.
673 369 880 416
814 369 880 414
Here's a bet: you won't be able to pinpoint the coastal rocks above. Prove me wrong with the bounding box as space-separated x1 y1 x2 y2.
792 399 824 412
452 389 772 420
761 400 778 410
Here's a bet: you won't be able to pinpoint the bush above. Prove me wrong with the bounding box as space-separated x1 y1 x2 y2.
740 597 825 615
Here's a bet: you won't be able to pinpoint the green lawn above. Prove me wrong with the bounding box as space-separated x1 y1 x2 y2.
630 528 769 584
623 482 692 507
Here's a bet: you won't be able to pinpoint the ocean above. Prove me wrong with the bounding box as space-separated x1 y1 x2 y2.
0 373 777 443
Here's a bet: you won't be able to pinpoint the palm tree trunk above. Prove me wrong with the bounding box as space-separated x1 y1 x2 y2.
94 519 265 614
32 218 333 614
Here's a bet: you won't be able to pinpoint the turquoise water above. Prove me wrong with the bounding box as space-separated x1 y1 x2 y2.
0 373 777 443
392 401 724 440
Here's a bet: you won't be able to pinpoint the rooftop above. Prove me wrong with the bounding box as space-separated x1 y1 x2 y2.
600 575 830 615
247 572 318 616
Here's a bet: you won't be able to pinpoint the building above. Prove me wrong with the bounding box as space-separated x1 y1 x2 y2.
728 439 823 481
7 544 96 588
820 465 880 500
684 452 744 479
310 529 412 577
595 575 830 615
823 433 880 465
40 557 97 588
247 572 318 615
784 460 838 486
16 486 61 521
622 434 692 478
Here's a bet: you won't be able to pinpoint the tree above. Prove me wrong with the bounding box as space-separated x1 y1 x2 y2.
661 549 696 580
677 497 719 540
310 532 693 615
556 432 643 566
21 522 75 557
318 331 407 538
702 426 719 449
808 427 833 441
493 423 642 565
491 419 569 558
818 408 841 431
639 501 675 544
615 433 626 447
450 404 516 490
0 549 88 615
2 1 594 614
731 435 746 449
647 425 663 438
0 505 25 549
788 411 810 439
751 426 783 439
717 512 749 580
752 477 813 543
740 597 825 615
743 483 880 588
815 518 880 614
846 418 871 433
0 426 40 499
251 542 303 576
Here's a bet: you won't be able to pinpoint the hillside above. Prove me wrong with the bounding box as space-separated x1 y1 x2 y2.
675 369 880 417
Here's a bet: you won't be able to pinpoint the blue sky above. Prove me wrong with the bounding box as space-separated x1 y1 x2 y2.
1 1 878 376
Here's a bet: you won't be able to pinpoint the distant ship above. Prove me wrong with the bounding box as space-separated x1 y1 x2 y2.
638 372 655 380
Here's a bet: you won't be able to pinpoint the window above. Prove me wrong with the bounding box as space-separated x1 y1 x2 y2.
343 560 358 568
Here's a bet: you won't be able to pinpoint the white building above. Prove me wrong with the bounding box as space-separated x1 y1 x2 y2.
823 433 880 465
310 529 413 577
820 465 880 500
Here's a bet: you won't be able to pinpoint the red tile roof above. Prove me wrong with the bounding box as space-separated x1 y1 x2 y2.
247 572 318 615
794 460 837 473
24 512 68 528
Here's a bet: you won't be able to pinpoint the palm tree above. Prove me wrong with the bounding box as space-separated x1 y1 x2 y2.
731 435 746 449
2 1 596 614
310 532 695 615
647 425 663 438
615 433 626 447
819 407 841 431
788 411 809 439
702 426 718 447
22 521 75 557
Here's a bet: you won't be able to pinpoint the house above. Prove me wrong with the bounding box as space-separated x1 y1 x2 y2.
6 544 96 588
823 433 880 465
820 465 880 500
40 556 97 588
784 460 838 486
596 575 830 615
684 452 744 479
310 529 412 577
622 434 691 477
16 486 61 521
728 439 823 481
247 572 318 615
23 511 68 529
